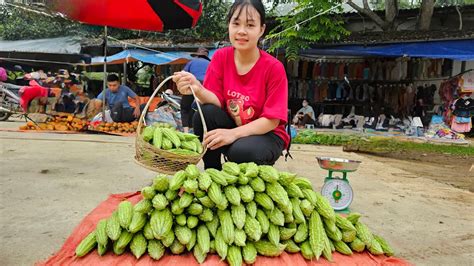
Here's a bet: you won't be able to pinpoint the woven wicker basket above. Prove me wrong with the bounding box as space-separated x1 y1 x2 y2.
135 76 207 174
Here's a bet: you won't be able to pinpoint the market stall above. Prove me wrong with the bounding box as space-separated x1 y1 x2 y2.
286 39 474 141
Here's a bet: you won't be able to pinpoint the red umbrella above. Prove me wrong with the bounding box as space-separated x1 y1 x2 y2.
50 0 202 31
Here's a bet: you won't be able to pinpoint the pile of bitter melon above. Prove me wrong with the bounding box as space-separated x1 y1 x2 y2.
75 163 394 265
142 123 203 156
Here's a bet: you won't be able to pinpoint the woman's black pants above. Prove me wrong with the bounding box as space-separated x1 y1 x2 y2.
193 104 284 170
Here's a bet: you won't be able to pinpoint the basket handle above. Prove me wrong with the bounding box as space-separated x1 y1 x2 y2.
136 76 208 137
190 86 208 135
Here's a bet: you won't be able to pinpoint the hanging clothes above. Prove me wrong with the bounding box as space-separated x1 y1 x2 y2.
385 60 396 80
319 81 328 101
336 82 344 100
436 59 443 77
313 81 321 103
307 62 315 79
333 63 339 79
307 80 315 101
384 85 391 106
320 62 328 78
301 60 309 79
389 86 400 113
336 63 344 80
400 58 408 80
362 83 369 102
293 60 299 78
328 82 338 100
376 60 384 81
399 85 407 116
327 63 336 79
392 58 402 81
363 62 370 80
287 60 294 77
313 63 321 79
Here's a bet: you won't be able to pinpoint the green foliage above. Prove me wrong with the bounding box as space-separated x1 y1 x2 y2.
293 130 474 156
0 5 96 40
267 0 349 60
164 0 230 41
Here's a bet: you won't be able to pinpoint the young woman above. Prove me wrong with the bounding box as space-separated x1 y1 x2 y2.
173 0 289 170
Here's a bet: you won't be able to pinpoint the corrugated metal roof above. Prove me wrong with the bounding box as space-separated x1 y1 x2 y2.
0 36 83 54
82 38 224 50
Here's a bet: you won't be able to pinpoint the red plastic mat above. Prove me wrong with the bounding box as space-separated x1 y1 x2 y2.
37 192 412 266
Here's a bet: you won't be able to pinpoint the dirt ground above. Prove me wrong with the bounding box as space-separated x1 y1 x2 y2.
0 120 473 266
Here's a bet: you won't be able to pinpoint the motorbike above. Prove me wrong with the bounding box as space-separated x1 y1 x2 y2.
0 82 23 121
157 91 182 111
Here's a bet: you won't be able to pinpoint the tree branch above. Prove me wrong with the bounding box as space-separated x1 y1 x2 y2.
417 0 435 30
455 5 462 31
385 0 398 30
362 0 370 10
347 0 388 30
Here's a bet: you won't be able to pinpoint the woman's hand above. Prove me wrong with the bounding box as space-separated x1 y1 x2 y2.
203 128 238 150
172 71 202 95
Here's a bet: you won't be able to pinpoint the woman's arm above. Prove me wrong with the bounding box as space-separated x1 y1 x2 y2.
193 83 222 108
173 71 222 108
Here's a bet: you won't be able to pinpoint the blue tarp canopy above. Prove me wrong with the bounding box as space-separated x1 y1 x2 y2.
302 39 474 61
89 49 192 65
89 49 217 66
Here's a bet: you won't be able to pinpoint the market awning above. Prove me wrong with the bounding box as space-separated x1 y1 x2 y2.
0 36 83 54
89 49 216 66
89 49 191 65
302 39 474 61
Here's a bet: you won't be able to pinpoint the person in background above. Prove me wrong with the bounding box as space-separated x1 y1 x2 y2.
95 74 144 122
293 99 315 128
180 47 211 133
18 84 52 112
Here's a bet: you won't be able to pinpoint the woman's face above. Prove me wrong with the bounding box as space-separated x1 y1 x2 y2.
228 5 265 52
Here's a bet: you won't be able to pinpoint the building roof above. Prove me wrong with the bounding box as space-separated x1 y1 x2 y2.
318 30 474 46
81 38 222 51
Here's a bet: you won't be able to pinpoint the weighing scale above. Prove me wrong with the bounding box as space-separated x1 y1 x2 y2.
316 157 361 213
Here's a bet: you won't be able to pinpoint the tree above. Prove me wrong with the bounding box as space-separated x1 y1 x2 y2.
0 5 94 40
347 0 436 31
417 0 435 30
267 0 349 60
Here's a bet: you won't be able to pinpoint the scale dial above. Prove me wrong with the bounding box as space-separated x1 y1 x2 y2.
321 179 353 211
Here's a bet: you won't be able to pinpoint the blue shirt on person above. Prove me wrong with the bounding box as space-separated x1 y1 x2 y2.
97 85 137 109
184 58 210 82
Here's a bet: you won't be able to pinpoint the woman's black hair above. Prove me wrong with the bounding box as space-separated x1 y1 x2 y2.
227 0 266 26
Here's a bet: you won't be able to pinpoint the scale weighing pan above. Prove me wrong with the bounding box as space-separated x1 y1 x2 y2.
316 157 361 173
